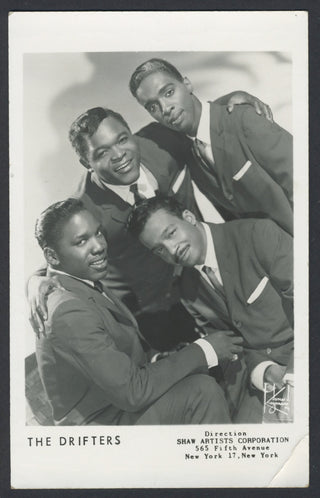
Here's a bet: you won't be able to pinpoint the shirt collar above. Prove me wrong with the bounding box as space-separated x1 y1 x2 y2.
98 164 156 204
49 267 95 288
188 100 211 145
194 222 219 273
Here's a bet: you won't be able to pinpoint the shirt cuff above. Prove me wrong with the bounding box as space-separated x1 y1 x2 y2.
283 372 294 386
251 361 277 391
194 338 218 368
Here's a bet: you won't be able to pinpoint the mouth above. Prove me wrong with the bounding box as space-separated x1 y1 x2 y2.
89 255 108 271
169 110 183 127
115 159 133 173
175 244 190 264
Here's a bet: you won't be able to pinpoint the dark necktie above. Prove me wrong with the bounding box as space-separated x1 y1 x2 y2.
129 183 146 204
193 138 219 187
202 265 226 301
93 280 104 293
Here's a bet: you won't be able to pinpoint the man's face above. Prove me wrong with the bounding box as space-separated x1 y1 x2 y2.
54 210 108 281
135 72 200 136
84 116 141 185
138 208 206 267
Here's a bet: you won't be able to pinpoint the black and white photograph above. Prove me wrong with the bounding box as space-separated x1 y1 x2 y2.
9 11 308 488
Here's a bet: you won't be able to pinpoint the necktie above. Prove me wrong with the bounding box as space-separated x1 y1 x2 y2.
194 138 215 168
202 265 226 301
129 183 146 204
93 280 104 293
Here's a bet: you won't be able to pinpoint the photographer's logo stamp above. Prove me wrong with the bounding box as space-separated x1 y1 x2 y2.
263 383 293 422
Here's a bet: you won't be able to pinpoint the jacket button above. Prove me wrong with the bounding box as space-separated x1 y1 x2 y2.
226 193 233 201
266 348 272 355
234 320 242 328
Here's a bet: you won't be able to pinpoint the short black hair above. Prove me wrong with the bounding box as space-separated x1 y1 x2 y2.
127 195 184 239
69 107 131 163
35 198 86 250
129 58 184 98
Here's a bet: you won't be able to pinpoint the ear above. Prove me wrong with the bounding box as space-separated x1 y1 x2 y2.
182 209 196 225
183 77 193 94
44 247 60 268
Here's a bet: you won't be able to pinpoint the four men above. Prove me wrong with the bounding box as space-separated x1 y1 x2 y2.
28 58 294 425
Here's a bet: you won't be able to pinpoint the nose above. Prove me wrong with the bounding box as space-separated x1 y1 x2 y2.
160 98 174 117
91 235 106 254
111 144 125 162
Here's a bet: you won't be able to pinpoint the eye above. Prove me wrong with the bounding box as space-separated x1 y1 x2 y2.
96 149 108 159
168 228 176 237
76 238 86 246
96 229 104 237
148 103 158 114
165 88 174 97
155 246 164 255
119 135 128 145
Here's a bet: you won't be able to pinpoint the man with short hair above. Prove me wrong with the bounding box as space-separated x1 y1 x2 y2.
127 196 294 422
130 58 293 235
29 101 270 349
34 198 239 425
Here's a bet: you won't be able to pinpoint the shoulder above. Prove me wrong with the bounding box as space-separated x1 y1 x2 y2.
135 122 190 167
46 288 99 332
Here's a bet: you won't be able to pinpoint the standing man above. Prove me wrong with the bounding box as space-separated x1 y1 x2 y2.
34 198 239 425
127 196 294 422
129 58 293 234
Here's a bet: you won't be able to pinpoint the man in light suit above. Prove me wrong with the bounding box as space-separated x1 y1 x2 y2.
129 58 293 234
34 198 240 425
127 196 294 422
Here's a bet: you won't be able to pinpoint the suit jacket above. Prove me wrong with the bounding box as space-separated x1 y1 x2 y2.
36 274 208 425
180 219 293 374
187 103 293 235
73 127 199 313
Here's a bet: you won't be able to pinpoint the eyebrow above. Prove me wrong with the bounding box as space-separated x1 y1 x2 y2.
144 83 173 108
91 131 128 158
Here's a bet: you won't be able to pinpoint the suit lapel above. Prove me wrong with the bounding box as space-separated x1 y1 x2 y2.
207 223 235 316
51 273 139 330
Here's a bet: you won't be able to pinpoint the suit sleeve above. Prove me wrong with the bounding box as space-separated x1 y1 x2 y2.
241 106 293 206
51 298 208 413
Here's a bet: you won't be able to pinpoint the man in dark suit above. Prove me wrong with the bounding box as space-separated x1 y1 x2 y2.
34 198 240 424
129 58 293 234
127 196 294 423
29 103 270 349
29 107 202 349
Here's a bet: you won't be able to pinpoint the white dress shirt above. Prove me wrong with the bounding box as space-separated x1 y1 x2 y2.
99 164 158 205
194 222 223 286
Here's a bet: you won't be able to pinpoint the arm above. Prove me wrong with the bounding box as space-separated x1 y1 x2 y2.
241 106 293 205
52 298 242 412
213 91 273 122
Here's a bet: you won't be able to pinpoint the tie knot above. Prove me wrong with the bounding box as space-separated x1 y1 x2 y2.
129 183 146 204
93 280 104 293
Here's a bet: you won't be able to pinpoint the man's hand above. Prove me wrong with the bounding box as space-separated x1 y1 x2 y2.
264 363 286 389
27 275 64 337
226 91 273 122
205 331 243 362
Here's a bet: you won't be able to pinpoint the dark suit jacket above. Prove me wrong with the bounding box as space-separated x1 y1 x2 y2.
36 274 207 425
180 219 293 374
187 103 293 235
73 128 199 314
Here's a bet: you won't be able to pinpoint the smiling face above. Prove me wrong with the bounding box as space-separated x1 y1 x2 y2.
84 116 141 185
49 210 108 281
138 208 207 267
135 72 201 136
